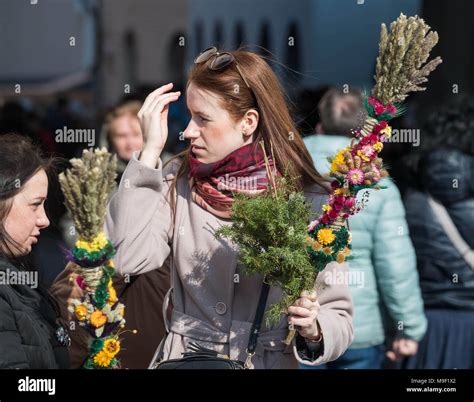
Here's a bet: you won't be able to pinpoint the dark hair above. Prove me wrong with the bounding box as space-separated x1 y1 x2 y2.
420 95 474 156
403 95 474 180
0 133 54 257
318 87 366 136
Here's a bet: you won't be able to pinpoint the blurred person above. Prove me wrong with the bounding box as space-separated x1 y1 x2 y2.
302 88 427 369
402 97 474 369
0 133 70 369
46 96 86 160
100 100 145 183
101 99 175 184
103 47 354 369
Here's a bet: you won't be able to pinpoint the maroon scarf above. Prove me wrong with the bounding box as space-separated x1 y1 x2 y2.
188 143 278 219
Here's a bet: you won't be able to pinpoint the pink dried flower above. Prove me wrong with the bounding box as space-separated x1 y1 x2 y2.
347 169 365 185
360 145 376 159
386 104 397 115
371 165 382 182
344 197 355 208
375 105 385 115
335 196 345 205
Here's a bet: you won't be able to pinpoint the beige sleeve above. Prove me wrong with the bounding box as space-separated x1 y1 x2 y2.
292 262 354 366
105 153 175 276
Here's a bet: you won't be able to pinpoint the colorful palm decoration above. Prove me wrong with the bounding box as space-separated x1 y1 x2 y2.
59 148 129 369
217 14 442 337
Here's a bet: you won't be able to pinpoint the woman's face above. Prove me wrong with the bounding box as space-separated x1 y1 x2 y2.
3 169 50 256
109 114 143 162
183 82 258 163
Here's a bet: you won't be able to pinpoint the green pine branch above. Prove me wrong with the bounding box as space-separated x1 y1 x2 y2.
215 174 316 327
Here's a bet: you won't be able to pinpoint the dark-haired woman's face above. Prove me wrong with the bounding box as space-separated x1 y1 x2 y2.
4 169 50 256
183 82 258 163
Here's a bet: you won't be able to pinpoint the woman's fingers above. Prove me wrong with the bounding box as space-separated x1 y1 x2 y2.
139 83 174 116
289 316 315 328
149 92 181 116
294 298 310 309
139 92 181 129
287 294 321 338
294 297 320 310
287 306 312 317
141 92 181 121
301 289 317 301
288 306 319 317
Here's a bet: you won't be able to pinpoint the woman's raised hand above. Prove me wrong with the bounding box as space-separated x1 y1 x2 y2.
138 83 181 168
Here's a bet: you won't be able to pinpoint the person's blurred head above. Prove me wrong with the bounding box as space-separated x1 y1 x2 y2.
105 101 143 162
317 88 365 136
0 134 52 257
421 95 474 156
181 47 324 190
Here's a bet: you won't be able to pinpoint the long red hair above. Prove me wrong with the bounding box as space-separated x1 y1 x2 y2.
165 49 329 215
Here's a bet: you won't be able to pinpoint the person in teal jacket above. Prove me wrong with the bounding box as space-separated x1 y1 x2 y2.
301 88 427 369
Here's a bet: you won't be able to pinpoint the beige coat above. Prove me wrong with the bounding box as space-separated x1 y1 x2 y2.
105 153 354 369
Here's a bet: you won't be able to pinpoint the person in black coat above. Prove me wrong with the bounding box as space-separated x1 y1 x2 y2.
402 97 474 369
0 133 70 369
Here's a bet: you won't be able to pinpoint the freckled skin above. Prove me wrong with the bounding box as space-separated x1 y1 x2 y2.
183 82 258 163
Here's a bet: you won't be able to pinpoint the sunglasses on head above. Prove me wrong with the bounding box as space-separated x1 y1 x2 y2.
194 46 252 89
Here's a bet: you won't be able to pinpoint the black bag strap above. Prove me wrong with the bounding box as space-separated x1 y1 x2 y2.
151 273 271 369
244 281 270 368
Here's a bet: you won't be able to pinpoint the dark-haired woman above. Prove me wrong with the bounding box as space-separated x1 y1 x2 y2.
0 133 70 369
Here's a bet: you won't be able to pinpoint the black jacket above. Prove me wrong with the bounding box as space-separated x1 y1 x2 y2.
0 256 69 369
404 148 474 310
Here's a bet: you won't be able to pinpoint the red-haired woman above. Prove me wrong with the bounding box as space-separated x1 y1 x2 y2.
106 48 354 369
